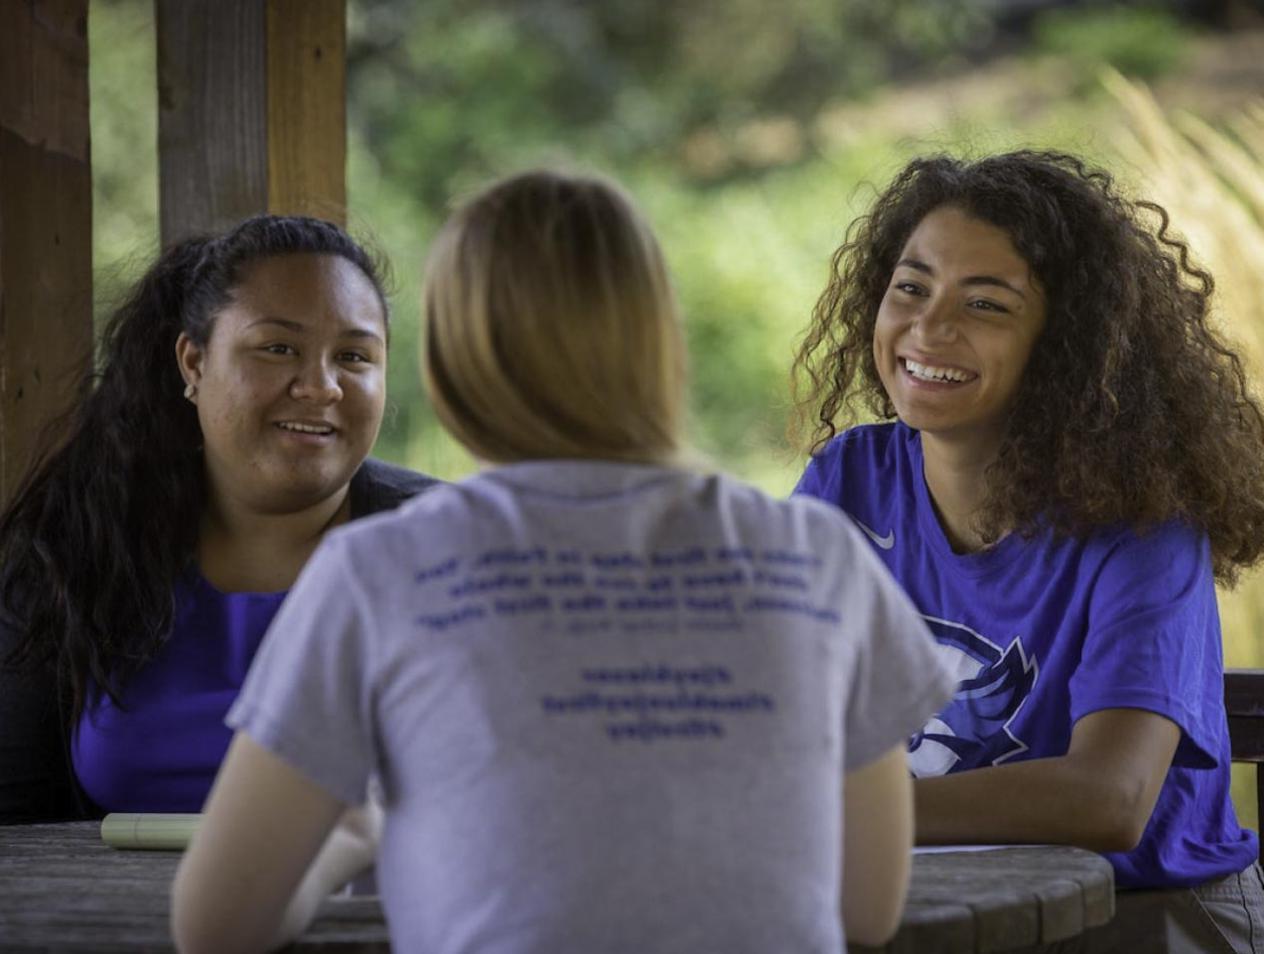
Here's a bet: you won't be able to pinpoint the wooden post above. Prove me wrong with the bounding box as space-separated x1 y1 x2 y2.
267 0 346 223
156 0 346 246
0 0 94 505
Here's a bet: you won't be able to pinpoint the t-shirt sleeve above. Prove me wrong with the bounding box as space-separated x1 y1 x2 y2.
792 440 842 504
835 521 957 771
226 534 377 805
1070 523 1222 770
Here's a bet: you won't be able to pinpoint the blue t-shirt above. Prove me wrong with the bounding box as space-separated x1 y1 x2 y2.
71 573 288 812
794 421 1258 889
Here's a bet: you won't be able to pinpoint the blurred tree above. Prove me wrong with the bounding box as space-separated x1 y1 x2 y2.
347 0 994 199
86 0 1211 478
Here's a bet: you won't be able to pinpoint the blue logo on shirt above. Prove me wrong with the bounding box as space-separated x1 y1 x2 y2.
908 617 1038 777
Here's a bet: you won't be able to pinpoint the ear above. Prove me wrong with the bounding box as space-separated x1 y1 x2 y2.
175 332 205 392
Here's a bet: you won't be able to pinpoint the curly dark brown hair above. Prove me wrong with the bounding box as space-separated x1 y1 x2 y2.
792 149 1264 584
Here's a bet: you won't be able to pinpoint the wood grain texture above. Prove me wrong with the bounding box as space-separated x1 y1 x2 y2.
266 0 346 224
0 0 92 507
0 826 1113 954
0 0 90 161
0 822 390 952
1224 668 1264 840
850 847 1114 954
155 0 268 245
1226 669 1264 724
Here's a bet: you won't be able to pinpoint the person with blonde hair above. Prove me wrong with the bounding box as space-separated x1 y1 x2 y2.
171 170 953 953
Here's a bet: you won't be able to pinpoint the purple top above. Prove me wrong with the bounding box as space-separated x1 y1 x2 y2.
71 573 288 812
794 422 1257 889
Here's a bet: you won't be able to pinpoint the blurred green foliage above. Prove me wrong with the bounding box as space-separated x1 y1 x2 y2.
1033 5 1190 81
83 0 1264 827
89 0 1196 493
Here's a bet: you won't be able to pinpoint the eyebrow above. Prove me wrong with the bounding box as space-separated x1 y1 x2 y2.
895 258 1027 300
248 317 386 343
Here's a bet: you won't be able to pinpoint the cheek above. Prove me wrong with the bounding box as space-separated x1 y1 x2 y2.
347 371 387 417
872 312 898 370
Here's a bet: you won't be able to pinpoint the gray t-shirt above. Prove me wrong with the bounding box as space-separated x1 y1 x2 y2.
229 460 954 953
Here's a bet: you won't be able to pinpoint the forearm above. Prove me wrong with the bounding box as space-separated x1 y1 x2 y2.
915 754 1154 852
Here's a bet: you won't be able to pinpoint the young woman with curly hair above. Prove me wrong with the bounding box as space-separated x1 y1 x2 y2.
793 150 1264 952
0 215 437 823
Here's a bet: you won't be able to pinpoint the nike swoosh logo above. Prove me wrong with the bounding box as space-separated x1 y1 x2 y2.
852 517 894 550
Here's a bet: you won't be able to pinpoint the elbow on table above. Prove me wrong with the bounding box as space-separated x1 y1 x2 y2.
846 906 904 948
170 909 225 954
1077 781 1152 854
170 878 271 954
171 912 272 954
1084 815 1147 854
843 880 907 948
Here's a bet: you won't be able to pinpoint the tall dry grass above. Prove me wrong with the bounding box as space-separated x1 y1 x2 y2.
1106 70 1264 826
1107 70 1264 669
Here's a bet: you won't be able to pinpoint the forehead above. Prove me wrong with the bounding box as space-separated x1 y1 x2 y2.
900 206 1033 282
219 253 385 333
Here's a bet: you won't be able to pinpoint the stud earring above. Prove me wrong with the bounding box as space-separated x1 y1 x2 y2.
183 383 197 400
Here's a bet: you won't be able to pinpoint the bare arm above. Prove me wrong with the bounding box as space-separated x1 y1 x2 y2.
171 733 375 954
842 744 914 947
915 707 1180 851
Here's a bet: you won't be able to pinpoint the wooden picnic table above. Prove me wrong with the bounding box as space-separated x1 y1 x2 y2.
854 846 1115 953
0 821 384 952
0 823 1112 952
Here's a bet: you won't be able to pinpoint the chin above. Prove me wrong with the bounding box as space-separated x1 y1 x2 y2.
266 467 352 510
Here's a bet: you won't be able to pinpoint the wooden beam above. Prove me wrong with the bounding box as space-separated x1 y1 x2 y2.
0 0 93 505
156 0 346 246
267 0 346 223
156 0 267 245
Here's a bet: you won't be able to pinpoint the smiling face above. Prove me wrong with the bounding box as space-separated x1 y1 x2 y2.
176 253 387 516
873 205 1047 458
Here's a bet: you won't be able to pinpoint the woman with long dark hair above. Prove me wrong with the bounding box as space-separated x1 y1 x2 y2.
0 214 436 822
793 150 1264 952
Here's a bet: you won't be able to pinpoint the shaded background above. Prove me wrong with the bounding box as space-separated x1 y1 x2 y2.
89 0 1264 818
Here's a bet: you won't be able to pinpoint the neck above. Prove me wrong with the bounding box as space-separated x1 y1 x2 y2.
919 431 1001 554
198 483 351 592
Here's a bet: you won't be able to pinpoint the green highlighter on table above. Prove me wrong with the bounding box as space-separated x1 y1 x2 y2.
100 812 201 850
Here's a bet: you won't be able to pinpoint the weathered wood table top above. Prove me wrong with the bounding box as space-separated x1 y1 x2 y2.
853 846 1115 954
0 824 1112 953
0 821 387 952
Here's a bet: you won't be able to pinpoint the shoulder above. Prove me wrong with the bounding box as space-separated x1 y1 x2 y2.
706 471 875 565
348 458 442 518
1085 520 1211 605
793 421 912 503
326 476 480 565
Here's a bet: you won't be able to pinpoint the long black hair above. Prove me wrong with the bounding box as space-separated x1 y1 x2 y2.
0 215 387 722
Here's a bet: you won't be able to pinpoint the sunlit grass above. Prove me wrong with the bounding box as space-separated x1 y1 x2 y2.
1106 71 1264 666
1107 70 1264 829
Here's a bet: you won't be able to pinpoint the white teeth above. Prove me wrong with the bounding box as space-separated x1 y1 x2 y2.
904 359 973 383
278 422 333 435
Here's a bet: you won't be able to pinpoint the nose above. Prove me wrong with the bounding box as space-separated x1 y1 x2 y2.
290 357 342 404
912 295 958 344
